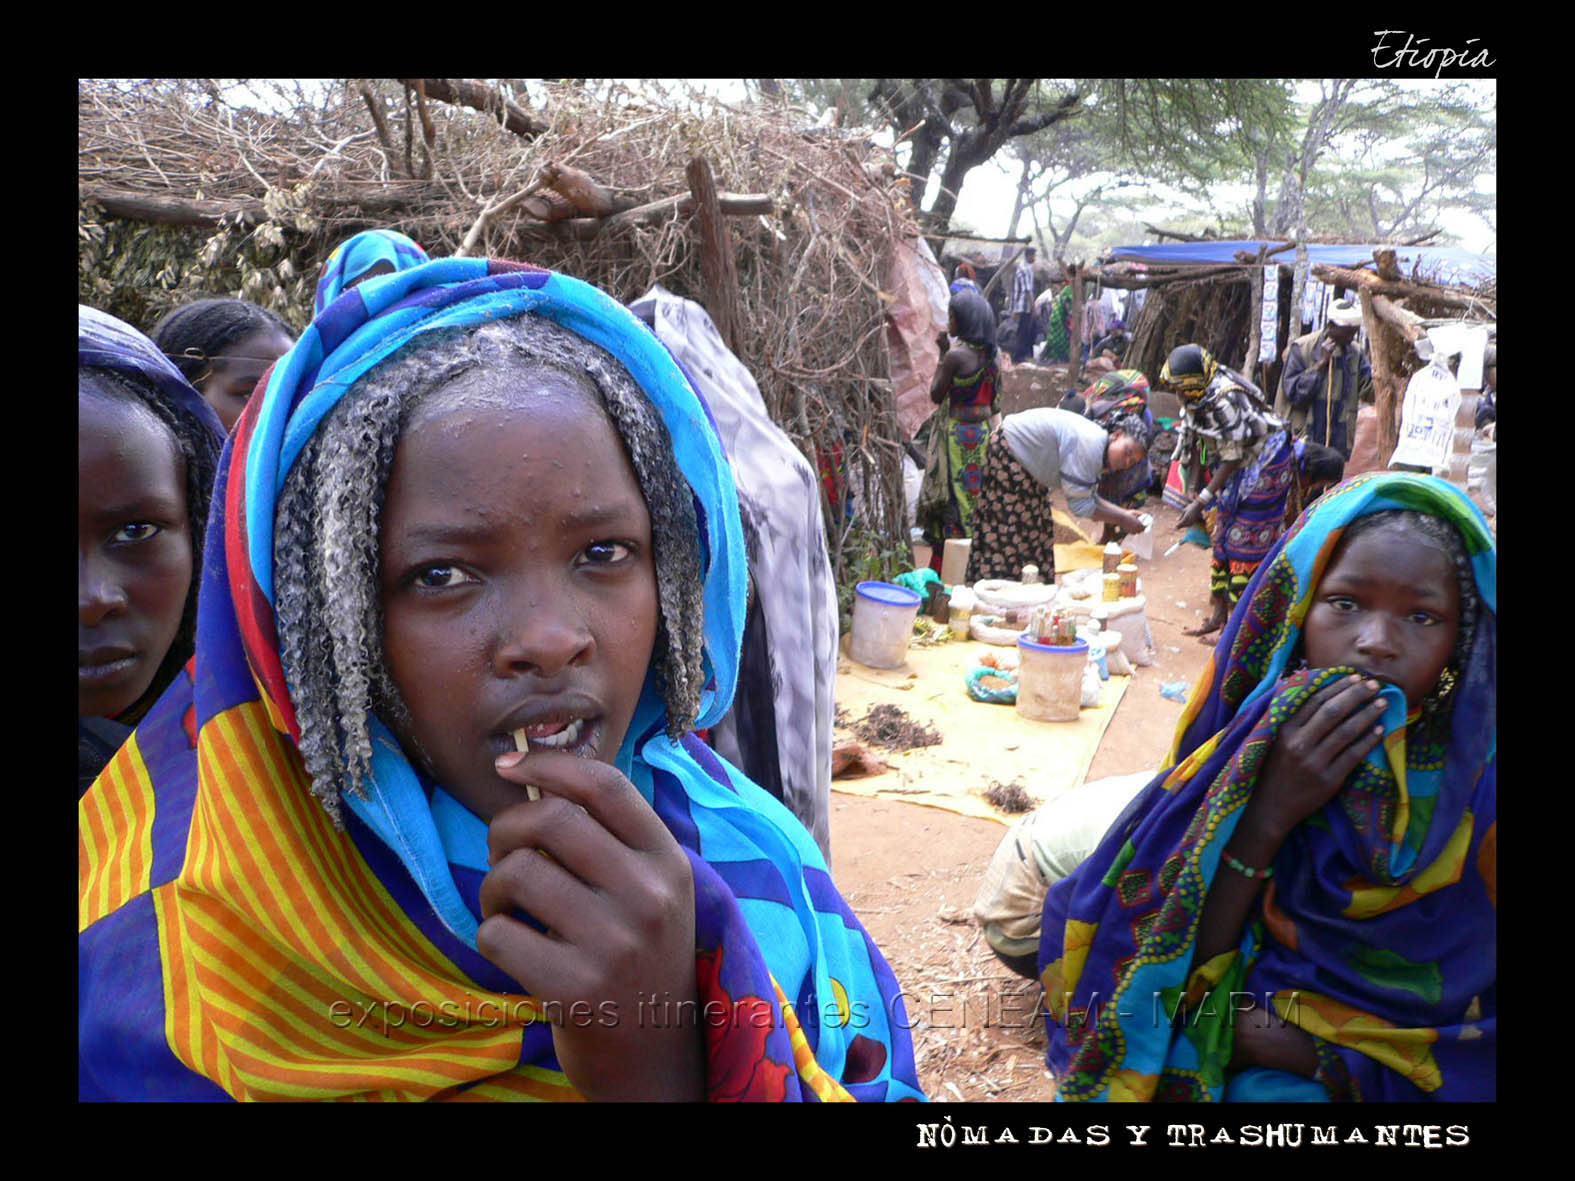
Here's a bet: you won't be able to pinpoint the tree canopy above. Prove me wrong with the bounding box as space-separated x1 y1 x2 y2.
760 78 1494 259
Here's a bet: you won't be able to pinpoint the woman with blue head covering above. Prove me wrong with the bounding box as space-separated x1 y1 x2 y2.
313 228 431 316
1039 471 1495 1101
78 307 225 794
79 259 924 1102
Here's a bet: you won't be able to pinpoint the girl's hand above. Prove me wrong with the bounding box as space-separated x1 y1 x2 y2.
1249 674 1387 840
479 751 704 1101
1176 500 1205 530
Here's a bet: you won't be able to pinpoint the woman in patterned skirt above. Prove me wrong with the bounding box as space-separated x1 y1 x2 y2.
965 406 1150 584
916 289 1001 560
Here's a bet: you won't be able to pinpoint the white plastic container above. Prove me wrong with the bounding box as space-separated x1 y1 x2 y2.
848 581 923 669
1016 636 1088 723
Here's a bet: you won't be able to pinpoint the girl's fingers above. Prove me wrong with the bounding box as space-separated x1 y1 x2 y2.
492 751 668 853
1293 676 1380 745
475 911 593 1005
1315 687 1389 755
486 791 647 899
1328 716 1388 781
479 841 607 936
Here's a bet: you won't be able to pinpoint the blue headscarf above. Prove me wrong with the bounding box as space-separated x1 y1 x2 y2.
78 305 226 442
313 229 432 316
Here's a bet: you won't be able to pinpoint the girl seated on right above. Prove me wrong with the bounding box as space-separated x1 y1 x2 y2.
1038 471 1495 1102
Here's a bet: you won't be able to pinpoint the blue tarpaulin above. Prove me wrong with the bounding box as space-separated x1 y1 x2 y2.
1106 240 1493 290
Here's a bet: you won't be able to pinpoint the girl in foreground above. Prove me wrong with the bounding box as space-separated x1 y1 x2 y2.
1038 472 1494 1101
79 261 923 1102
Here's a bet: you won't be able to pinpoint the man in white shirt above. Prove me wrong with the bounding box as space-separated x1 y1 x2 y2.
1008 247 1038 363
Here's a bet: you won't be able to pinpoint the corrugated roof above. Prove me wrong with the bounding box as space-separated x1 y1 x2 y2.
1106 240 1494 289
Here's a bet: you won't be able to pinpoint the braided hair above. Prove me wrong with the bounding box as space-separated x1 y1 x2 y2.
78 365 221 720
1107 412 1152 453
148 298 294 384
273 314 707 822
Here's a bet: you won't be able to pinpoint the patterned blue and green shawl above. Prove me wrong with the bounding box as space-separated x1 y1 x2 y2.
1039 471 1496 1101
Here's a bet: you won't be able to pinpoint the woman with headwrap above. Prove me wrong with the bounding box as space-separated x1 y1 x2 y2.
79 260 924 1102
1078 368 1155 520
1038 472 1495 1102
964 406 1151 584
916 289 1001 560
948 260 980 296
1161 343 1288 638
78 307 225 795
313 228 431 316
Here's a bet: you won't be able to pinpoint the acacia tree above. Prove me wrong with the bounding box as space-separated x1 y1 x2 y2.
861 80 1086 233
1007 80 1294 261
1303 82 1495 242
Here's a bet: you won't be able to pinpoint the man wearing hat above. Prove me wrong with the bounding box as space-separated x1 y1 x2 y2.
1275 296 1373 458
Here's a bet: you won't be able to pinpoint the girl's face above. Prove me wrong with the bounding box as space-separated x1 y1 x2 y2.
378 374 660 820
198 328 294 432
78 389 192 718
1302 523 1461 708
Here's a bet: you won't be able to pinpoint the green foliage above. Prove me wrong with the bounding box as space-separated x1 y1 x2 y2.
78 202 319 334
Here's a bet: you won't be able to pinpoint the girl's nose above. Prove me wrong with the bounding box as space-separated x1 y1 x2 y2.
491 590 594 678
79 555 128 627
1353 613 1401 661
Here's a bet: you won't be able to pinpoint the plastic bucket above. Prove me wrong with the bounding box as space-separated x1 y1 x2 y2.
1016 636 1088 722
849 581 923 669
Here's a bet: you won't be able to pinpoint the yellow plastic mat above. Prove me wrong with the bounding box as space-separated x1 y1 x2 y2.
832 630 1129 826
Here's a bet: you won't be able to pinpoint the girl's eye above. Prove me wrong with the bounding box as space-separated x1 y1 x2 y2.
579 540 633 566
1409 611 1441 626
1326 596 1358 612
412 564 475 589
112 522 161 544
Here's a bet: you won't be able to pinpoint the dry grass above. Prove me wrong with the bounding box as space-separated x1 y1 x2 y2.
79 78 926 591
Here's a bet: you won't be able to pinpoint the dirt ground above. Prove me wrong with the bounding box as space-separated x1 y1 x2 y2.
828 495 1218 1101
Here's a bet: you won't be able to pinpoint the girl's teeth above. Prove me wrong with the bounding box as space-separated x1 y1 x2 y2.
511 720 584 751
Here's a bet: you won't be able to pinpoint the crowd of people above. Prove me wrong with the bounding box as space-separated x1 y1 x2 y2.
80 229 1494 1104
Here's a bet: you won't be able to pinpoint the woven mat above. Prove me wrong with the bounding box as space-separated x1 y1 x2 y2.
831 630 1129 826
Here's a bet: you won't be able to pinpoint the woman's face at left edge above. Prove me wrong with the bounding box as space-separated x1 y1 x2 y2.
377 369 661 819
79 386 193 718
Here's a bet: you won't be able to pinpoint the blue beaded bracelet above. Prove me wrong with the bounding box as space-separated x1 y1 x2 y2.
1223 849 1274 880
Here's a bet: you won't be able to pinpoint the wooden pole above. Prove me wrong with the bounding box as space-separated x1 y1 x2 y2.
686 155 743 357
1356 290 1403 466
